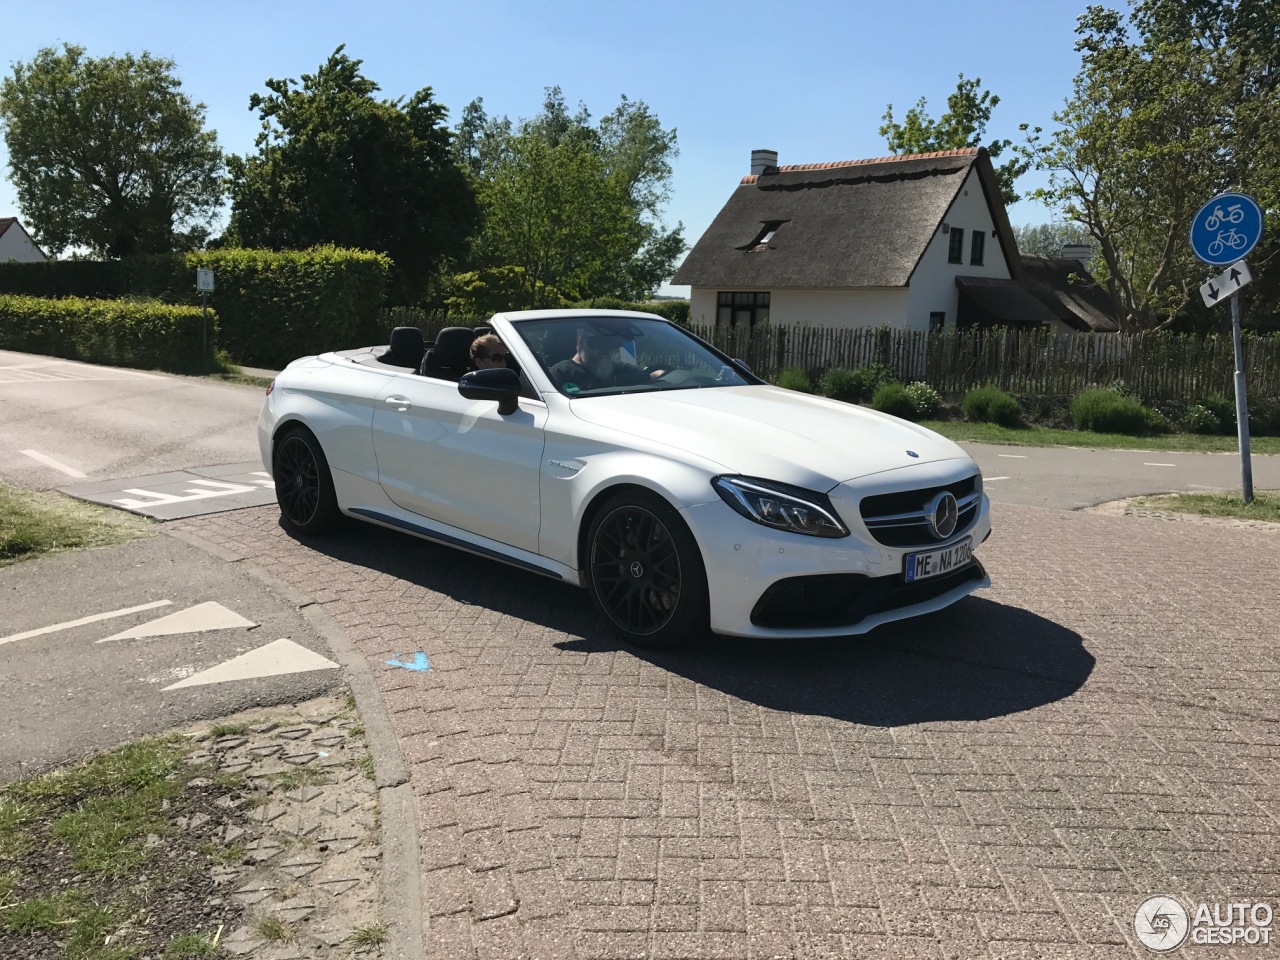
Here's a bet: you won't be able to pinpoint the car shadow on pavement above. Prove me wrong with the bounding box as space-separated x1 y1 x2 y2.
287 523 1092 726
558 597 1094 727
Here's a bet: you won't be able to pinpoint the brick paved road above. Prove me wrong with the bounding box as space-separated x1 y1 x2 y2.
174 502 1280 959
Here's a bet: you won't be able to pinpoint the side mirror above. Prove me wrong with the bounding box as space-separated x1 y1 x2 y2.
459 367 520 415
733 357 753 374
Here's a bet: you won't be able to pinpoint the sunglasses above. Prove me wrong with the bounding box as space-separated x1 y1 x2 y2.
480 352 510 362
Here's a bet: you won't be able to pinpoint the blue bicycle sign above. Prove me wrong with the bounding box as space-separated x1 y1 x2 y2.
1190 193 1263 265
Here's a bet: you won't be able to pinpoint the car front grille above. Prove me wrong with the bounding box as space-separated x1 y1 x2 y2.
750 561 986 629
858 475 981 548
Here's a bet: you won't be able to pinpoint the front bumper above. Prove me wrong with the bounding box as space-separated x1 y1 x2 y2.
681 494 991 638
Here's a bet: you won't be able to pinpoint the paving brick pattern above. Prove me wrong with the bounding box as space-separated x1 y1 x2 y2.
174 502 1280 959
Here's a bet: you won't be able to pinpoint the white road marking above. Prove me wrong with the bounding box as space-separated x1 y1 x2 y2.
163 638 339 690
0 599 172 647
98 601 257 642
984 476 1010 481
0 360 162 383
19 449 88 479
114 479 261 509
1144 463 1177 467
997 454 1027 459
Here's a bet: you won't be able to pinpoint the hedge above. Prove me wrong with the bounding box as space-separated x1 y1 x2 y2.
0 295 214 373
0 246 393 369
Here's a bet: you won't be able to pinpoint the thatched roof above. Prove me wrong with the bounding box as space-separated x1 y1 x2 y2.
673 148 1020 289
1020 255 1120 332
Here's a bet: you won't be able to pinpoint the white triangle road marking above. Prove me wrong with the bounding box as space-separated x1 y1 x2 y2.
0 600 173 647
163 638 339 690
98 601 256 643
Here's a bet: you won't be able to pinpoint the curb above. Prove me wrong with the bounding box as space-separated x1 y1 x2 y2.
163 525 425 960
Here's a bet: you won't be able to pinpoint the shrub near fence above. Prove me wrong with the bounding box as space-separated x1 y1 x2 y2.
0 294 213 373
687 324 1280 408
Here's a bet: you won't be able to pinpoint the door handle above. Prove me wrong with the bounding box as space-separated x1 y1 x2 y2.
384 396 412 410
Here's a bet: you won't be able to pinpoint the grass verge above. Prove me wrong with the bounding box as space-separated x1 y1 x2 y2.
921 420 1280 455
0 737 247 959
0 483 153 566
1128 490 1280 523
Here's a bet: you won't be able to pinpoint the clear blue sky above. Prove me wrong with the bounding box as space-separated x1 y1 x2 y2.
1 0 1105 294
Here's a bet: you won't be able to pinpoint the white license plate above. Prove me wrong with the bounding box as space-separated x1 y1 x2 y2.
904 538 973 582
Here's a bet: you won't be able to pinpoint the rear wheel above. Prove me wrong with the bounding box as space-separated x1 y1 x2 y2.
272 427 340 535
585 490 708 648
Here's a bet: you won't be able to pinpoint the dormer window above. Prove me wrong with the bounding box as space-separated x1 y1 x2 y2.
739 220 787 252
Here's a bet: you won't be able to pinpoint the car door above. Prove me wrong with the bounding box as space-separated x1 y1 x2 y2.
370 372 547 552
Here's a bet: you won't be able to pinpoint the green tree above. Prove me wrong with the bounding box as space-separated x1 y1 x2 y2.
226 47 477 303
1013 222 1096 259
0 44 224 258
880 74 1033 204
1022 1 1279 331
459 88 684 306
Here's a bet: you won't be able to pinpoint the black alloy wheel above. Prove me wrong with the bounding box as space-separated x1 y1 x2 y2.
272 427 340 535
585 491 708 648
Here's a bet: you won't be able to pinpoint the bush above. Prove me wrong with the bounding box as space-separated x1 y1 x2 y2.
819 367 860 402
1143 406 1171 434
962 385 1022 427
1070 387 1151 434
774 367 813 393
1183 404 1221 434
904 381 941 419
0 294 214 373
871 382 918 420
1197 393 1236 434
0 247 393 369
852 363 898 401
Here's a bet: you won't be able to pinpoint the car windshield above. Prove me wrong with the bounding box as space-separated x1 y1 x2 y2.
513 316 754 397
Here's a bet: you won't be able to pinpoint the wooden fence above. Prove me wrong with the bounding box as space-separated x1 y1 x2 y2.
688 323 1280 405
377 308 1280 406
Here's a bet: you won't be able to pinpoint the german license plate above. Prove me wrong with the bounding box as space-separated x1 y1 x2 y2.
904 538 973 582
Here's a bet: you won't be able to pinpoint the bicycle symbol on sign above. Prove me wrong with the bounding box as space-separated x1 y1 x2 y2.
1204 203 1245 231
1208 228 1249 258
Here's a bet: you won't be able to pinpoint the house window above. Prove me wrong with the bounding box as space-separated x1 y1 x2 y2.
948 228 965 264
929 312 946 332
970 230 985 266
738 220 787 252
717 292 770 329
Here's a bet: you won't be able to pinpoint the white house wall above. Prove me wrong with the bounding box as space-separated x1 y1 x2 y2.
0 224 47 263
907 167 1010 330
690 287 909 329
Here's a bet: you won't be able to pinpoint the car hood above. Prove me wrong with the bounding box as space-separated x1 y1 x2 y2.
568 385 972 489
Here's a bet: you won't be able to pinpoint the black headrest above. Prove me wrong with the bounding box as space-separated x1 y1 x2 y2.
387 326 424 366
473 325 493 335
434 326 477 368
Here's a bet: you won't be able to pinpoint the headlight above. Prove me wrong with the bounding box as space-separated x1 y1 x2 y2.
712 476 849 538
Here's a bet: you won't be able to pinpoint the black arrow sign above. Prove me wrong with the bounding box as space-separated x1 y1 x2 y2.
1229 267 1242 286
1207 282 1220 301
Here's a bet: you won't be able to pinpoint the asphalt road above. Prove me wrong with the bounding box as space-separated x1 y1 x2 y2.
2 347 1277 512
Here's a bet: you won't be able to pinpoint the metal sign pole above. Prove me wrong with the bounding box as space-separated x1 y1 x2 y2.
201 290 208 366
1229 290 1253 503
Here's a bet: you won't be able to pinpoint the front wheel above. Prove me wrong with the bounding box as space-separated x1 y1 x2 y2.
584 490 708 648
272 427 340 535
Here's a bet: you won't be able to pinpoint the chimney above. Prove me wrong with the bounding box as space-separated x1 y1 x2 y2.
750 149 778 176
1061 243 1092 265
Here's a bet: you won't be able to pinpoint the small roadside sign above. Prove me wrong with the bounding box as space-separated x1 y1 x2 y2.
196 268 215 293
1199 260 1252 308
1189 193 1263 266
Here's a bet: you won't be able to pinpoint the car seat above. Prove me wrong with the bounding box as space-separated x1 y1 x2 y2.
420 326 477 380
380 326 424 368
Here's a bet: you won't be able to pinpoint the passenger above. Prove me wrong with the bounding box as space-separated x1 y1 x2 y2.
470 334 510 370
548 327 651 393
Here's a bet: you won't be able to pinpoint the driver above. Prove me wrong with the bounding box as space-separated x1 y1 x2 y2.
549 328 654 393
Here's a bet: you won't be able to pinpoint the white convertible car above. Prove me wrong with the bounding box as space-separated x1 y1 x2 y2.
259 309 990 647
